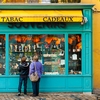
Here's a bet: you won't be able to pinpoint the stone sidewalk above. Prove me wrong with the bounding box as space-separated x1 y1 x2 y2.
0 93 98 100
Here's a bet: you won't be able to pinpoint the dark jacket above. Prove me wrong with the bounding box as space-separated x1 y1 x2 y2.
18 62 30 77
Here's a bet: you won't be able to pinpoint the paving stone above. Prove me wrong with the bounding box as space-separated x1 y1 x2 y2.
0 93 97 100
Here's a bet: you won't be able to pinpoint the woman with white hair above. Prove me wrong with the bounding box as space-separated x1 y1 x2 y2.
29 55 43 97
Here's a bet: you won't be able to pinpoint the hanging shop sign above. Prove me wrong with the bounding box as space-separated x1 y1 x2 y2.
0 10 83 22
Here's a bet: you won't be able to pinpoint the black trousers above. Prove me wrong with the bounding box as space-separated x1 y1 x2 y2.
18 76 28 94
32 78 40 96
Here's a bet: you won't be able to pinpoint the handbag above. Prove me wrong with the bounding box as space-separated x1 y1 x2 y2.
29 62 39 82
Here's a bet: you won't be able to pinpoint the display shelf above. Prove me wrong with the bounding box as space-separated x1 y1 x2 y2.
43 51 65 75
10 50 32 53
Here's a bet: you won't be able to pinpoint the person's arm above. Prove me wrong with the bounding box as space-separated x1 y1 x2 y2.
29 62 34 75
18 65 21 72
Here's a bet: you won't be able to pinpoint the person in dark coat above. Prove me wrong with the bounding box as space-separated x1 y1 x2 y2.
17 56 30 96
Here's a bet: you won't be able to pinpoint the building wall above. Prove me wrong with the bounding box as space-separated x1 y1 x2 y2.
93 12 100 89
82 0 100 89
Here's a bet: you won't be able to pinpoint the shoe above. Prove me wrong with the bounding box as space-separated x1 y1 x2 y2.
33 94 38 97
30 94 34 97
24 93 27 95
17 93 21 96
30 94 38 97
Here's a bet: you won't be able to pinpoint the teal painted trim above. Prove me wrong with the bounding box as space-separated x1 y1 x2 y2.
91 10 93 93
0 4 94 10
89 32 92 91
0 76 92 92
83 9 92 31
0 28 93 32
83 77 92 91
0 75 92 77
82 33 84 76
65 33 68 75
89 33 92 75
5 33 9 75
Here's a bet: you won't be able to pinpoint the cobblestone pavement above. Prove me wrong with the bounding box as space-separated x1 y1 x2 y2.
0 93 97 100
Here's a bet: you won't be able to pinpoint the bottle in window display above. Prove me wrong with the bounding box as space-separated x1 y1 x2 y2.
33 44 37 52
11 44 15 52
17 44 22 52
27 44 31 52
10 44 13 52
14 44 17 52
21 44 25 52
0 38 2 47
24 45 29 52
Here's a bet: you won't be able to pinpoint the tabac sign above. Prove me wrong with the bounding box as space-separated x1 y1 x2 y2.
0 17 23 22
0 10 83 22
0 16 80 22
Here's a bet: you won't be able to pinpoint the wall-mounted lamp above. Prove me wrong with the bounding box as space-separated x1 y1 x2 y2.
81 17 88 25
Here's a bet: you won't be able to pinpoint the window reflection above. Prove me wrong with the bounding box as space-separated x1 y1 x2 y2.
68 34 82 74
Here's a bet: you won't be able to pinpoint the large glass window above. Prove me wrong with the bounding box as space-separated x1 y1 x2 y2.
9 34 65 75
0 35 5 75
43 34 65 75
9 35 34 75
68 34 82 75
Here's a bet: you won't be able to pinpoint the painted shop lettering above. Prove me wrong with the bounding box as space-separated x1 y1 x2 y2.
1 17 23 22
43 17 73 22
8 22 67 29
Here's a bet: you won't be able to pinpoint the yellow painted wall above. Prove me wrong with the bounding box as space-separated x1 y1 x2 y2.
82 0 100 11
93 12 100 89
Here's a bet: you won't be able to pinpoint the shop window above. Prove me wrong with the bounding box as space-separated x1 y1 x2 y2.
68 34 82 75
9 34 65 75
43 34 65 75
9 35 33 75
0 35 5 75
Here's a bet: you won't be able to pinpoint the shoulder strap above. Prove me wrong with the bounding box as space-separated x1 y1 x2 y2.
33 62 37 71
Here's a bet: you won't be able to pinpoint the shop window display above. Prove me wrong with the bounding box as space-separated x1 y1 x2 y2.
9 34 65 75
0 35 5 75
68 34 82 75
